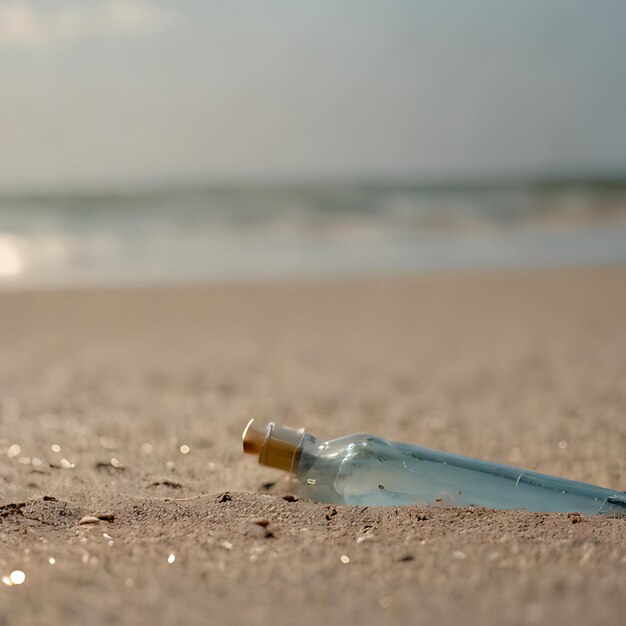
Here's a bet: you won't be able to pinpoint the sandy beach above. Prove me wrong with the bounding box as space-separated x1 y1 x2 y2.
1 266 625 626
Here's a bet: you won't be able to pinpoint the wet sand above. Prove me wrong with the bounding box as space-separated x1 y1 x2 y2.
1 266 625 626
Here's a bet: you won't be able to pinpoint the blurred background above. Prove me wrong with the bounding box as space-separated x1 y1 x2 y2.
1 0 625 289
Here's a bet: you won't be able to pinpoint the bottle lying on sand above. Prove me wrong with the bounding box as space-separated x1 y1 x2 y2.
242 419 626 514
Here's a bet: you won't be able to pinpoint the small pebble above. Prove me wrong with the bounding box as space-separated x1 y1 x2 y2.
282 494 298 502
78 516 101 525
253 519 271 527
7 444 21 458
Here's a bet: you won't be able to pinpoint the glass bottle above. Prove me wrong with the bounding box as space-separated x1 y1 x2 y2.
242 419 625 514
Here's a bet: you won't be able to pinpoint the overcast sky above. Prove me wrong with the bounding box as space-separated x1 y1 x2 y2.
1 0 625 189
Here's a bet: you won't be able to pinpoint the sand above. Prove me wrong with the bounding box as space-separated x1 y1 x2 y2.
1 266 625 626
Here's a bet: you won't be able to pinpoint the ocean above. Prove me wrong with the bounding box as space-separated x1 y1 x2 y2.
1 181 626 290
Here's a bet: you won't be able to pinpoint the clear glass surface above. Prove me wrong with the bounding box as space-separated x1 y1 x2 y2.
295 434 625 514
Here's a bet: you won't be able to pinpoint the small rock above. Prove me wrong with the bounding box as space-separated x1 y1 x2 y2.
398 554 414 562
42 495 57 502
218 493 232 503
95 461 125 471
253 519 270 527
282 494 298 502
150 480 182 489
78 516 101 525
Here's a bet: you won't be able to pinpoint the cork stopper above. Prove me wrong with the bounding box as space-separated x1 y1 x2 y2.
242 419 305 473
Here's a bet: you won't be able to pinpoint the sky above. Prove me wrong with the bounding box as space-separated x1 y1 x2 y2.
0 0 625 190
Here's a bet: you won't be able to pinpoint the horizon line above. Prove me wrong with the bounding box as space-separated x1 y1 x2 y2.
2 171 626 200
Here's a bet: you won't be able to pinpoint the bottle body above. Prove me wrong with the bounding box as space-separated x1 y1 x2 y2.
295 433 626 514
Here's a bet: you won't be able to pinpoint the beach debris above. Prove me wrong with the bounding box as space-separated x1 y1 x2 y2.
48 557 56 565
95 459 125 471
150 480 182 489
78 513 115 525
179 444 190 455
51 444 61 453
7 444 21 458
243 419 624 513
217 492 232 503
339 555 350 564
252 519 270 527
60 458 75 469
220 541 233 550
251 519 274 538
167 553 176 564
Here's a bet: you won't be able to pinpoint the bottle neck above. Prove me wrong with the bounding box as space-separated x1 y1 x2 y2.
243 419 313 473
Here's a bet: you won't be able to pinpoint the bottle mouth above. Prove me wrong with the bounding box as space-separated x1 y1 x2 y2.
242 418 306 472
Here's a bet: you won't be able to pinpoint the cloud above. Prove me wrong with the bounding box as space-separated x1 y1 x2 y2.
0 1 176 48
